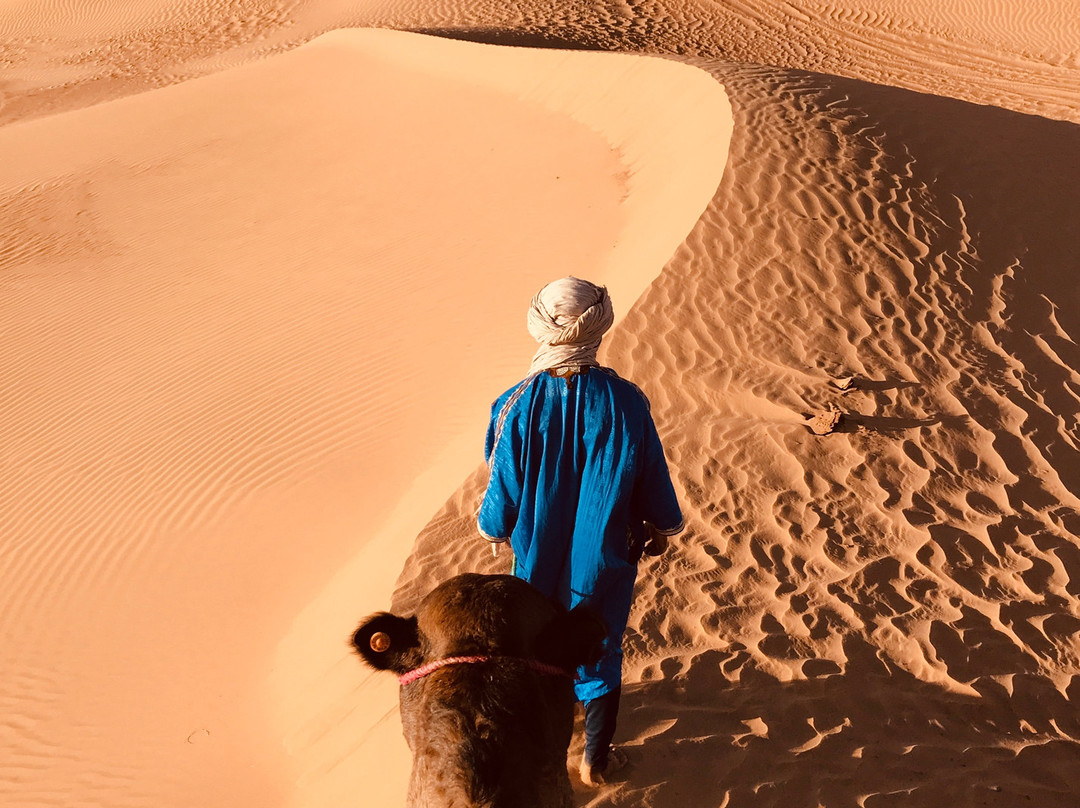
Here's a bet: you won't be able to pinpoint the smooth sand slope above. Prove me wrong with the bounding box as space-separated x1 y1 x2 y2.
0 25 730 808
4 1 1080 807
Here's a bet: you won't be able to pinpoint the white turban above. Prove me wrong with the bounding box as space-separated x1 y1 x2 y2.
527 277 614 374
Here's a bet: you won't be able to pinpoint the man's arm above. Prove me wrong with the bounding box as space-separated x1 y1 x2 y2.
478 399 523 549
631 413 684 541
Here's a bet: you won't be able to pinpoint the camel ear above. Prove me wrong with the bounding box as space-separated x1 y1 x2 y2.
351 612 422 675
535 606 607 670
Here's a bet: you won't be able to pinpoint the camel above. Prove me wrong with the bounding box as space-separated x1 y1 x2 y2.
352 573 606 807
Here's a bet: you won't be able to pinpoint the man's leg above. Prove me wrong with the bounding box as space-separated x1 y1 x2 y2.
582 686 622 780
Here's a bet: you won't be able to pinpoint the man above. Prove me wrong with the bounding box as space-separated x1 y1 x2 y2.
478 276 684 786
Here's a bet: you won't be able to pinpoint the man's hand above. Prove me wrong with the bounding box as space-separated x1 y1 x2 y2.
642 523 669 557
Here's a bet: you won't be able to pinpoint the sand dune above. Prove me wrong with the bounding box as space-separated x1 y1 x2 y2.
393 54 1080 807
0 25 729 808
3 1 1080 807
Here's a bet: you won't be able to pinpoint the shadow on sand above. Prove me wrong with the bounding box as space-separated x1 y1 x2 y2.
584 637 1080 807
836 413 969 434
406 26 603 51
829 71 1080 345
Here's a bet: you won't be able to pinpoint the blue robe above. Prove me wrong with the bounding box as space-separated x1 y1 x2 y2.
478 367 683 701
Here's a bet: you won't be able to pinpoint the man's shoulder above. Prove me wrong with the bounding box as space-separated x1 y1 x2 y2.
591 367 652 411
492 375 538 410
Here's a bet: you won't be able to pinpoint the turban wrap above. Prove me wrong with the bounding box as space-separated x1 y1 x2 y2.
527 277 614 374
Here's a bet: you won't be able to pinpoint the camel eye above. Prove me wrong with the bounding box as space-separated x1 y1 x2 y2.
370 632 392 653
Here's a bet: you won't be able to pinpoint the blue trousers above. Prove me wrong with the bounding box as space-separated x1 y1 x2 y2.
583 686 622 769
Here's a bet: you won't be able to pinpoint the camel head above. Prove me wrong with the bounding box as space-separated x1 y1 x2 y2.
352 573 606 807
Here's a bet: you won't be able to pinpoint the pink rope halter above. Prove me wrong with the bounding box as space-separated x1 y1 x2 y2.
398 655 573 687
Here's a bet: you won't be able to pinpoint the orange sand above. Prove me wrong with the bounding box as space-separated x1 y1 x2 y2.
2 2 1079 807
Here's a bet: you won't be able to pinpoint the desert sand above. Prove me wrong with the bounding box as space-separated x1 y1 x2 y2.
2 2 1079 807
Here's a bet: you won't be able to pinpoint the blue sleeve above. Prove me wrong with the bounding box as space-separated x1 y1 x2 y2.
484 399 499 463
478 397 521 541
631 414 683 534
